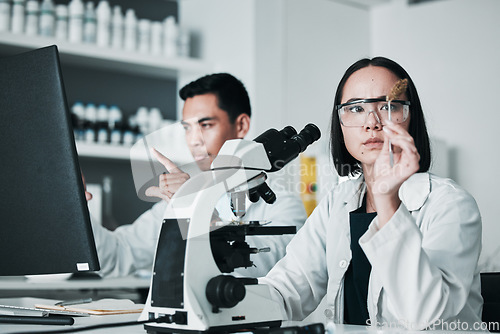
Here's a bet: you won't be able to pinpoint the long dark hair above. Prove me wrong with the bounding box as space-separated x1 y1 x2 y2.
330 57 431 176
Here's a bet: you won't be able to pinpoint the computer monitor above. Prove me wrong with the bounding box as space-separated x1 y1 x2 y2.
0 45 100 276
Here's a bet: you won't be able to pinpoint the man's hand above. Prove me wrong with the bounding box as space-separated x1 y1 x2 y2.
82 172 93 201
145 148 190 202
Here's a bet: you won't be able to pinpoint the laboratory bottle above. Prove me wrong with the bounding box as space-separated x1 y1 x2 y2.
150 21 162 56
84 103 97 143
71 101 85 140
109 123 122 145
96 0 110 47
68 0 84 43
72 101 85 120
122 116 136 146
84 103 97 124
0 0 11 32
108 105 123 130
135 106 149 135
24 0 39 36
137 19 151 54
54 4 68 40
83 1 96 44
84 122 96 143
177 28 190 58
39 0 55 37
162 15 177 57
11 0 24 34
97 104 108 124
97 122 108 144
123 8 136 52
110 5 123 49
148 107 163 133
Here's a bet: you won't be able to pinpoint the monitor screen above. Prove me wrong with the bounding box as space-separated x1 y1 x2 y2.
0 45 100 276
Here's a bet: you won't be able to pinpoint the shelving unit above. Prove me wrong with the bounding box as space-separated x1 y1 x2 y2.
0 32 211 162
0 32 211 79
76 142 139 160
0 24 211 225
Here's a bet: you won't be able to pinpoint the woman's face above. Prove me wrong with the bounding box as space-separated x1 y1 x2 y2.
340 66 410 167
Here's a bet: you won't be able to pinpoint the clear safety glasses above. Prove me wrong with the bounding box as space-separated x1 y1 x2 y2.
336 98 410 127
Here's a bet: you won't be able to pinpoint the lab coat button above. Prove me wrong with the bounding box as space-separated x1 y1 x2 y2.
324 308 334 319
339 260 348 268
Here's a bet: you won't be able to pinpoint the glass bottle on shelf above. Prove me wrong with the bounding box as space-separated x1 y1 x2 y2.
0 0 11 32
54 4 68 40
96 0 111 47
162 15 177 57
39 0 55 37
25 0 39 36
123 8 137 52
83 1 97 44
110 5 123 49
11 0 25 34
68 0 84 43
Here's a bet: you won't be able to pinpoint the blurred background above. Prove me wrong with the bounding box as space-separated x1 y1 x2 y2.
0 0 498 270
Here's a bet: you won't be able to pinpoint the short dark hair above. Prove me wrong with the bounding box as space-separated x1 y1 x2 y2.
330 57 431 176
179 73 251 123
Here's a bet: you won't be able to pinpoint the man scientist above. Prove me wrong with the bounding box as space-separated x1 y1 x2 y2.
88 73 307 278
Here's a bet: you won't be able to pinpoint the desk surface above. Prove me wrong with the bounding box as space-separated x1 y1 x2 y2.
0 298 461 334
0 297 143 333
0 275 150 290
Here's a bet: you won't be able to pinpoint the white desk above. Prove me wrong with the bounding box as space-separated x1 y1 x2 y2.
0 297 462 334
0 275 151 303
0 275 150 291
0 297 144 334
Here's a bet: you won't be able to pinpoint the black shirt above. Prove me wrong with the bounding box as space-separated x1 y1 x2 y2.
343 198 376 325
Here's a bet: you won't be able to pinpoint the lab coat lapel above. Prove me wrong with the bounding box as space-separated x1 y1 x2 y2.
368 173 431 323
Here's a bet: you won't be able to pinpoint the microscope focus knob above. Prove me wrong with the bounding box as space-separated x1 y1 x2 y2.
206 275 246 311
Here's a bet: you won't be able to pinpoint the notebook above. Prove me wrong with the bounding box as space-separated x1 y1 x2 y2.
0 303 89 317
35 299 143 316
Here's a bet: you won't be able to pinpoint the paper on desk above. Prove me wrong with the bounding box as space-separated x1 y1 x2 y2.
35 299 144 315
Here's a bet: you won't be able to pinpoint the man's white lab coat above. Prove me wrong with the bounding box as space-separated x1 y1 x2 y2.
92 176 307 278
260 173 483 330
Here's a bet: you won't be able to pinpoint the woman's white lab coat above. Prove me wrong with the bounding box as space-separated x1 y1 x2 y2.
260 172 483 330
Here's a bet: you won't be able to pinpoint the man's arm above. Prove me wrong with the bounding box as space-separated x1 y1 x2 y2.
91 201 167 277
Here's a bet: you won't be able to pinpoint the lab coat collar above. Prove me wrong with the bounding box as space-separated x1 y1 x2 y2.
342 172 431 212
342 174 366 212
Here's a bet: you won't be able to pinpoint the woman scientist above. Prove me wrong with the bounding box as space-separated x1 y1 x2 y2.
260 57 483 330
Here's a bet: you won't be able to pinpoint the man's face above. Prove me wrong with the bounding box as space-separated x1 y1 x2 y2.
181 93 240 170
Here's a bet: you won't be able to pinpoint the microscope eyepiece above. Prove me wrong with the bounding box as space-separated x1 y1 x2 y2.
279 126 297 139
291 123 321 153
253 123 321 172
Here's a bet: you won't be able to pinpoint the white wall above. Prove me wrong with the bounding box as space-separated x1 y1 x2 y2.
178 0 257 127
371 0 500 269
180 0 371 197
280 0 371 197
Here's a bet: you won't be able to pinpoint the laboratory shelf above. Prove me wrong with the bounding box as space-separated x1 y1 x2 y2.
75 142 190 165
75 142 140 161
0 32 211 79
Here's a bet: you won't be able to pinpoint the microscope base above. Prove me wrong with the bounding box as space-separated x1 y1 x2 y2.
144 320 281 334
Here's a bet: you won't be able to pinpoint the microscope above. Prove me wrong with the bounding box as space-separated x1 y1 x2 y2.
139 124 321 333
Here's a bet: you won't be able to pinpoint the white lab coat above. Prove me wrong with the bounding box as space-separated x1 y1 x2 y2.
91 176 307 278
260 172 483 330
